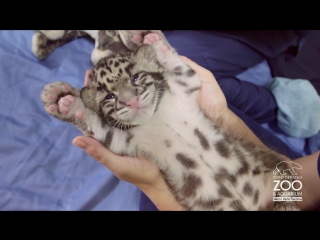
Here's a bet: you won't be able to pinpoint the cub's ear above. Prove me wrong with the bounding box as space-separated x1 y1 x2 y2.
133 44 157 63
80 87 99 113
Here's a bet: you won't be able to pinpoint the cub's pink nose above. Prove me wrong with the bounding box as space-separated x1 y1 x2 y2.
126 96 139 109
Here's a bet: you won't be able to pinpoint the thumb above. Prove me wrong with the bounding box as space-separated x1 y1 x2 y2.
72 136 117 167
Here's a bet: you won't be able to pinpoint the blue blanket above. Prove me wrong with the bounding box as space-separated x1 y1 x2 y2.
0 30 306 210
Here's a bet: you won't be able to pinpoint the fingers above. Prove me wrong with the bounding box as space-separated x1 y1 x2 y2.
179 56 205 73
179 55 212 78
72 136 122 170
179 55 220 88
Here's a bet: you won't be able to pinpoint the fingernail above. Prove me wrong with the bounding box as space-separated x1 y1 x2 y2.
73 140 88 150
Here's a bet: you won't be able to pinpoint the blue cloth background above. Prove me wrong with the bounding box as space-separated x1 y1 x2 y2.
0 30 306 210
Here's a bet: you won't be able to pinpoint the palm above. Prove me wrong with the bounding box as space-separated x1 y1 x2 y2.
106 151 161 186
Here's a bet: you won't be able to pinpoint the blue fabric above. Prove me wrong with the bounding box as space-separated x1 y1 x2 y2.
0 30 307 211
266 77 320 138
308 131 320 154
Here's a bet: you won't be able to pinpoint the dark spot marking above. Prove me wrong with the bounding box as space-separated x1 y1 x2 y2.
176 153 197 169
223 132 233 144
196 198 222 210
186 68 196 77
243 182 253 196
101 101 110 109
176 80 188 87
194 128 210 150
100 70 106 78
214 167 237 186
173 66 183 76
180 173 202 197
233 147 249 175
106 77 113 83
164 140 171 148
119 68 123 74
104 130 114 148
114 61 119 67
118 100 126 106
106 66 112 73
218 185 233 198
252 167 261 175
142 92 150 101
145 82 153 87
230 200 246 211
124 63 133 75
253 190 259 205
215 139 230 158
140 77 147 85
109 60 113 65
240 141 255 152
148 72 164 81
126 132 133 145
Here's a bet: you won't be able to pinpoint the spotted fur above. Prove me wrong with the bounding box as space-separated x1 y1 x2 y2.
41 32 299 211
32 30 159 65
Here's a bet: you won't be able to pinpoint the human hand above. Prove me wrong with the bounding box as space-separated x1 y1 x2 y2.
179 56 228 122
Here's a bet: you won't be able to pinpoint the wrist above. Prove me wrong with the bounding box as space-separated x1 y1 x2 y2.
137 176 186 211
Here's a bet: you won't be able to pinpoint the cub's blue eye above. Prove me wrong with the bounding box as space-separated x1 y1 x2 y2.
131 74 139 84
106 93 115 100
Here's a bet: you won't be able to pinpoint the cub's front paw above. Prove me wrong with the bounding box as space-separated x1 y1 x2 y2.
41 82 84 121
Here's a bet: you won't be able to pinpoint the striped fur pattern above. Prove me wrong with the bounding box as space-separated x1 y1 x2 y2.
41 32 300 211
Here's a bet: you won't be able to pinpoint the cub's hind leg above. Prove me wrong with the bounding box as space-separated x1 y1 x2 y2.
118 30 162 51
32 30 88 60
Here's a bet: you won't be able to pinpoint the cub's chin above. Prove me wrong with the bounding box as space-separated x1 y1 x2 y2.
119 105 156 126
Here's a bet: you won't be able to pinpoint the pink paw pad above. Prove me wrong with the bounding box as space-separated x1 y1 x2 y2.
143 33 161 44
50 86 60 93
143 33 168 52
61 84 70 92
47 94 55 101
132 35 141 42
48 105 57 112
161 45 169 52
58 95 76 115
75 110 84 119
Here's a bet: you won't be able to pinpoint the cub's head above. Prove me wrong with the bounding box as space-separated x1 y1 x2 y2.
80 44 167 129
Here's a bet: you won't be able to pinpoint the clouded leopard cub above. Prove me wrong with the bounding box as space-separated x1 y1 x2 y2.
41 33 299 211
